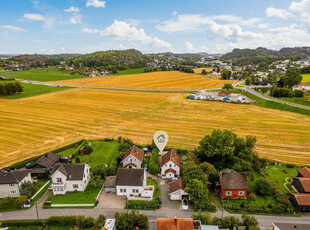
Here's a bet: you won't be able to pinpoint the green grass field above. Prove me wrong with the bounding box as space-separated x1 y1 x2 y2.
280 93 310 107
109 68 145 76
4 67 88 81
46 182 103 204
73 140 120 168
264 164 299 195
0 80 70 99
302 73 310 82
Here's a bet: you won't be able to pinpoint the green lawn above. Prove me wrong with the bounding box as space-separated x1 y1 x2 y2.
244 92 310 116
56 146 77 156
147 178 160 200
73 140 120 168
0 80 70 99
264 164 299 195
46 182 103 204
5 67 89 81
302 73 310 82
279 91 310 107
109 68 145 76
224 172 277 207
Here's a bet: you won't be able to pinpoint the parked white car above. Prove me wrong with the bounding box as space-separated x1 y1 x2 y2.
182 198 189 210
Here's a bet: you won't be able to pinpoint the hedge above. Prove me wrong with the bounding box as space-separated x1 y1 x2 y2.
47 216 77 226
1 219 45 227
126 199 159 210
149 149 160 175
10 139 86 169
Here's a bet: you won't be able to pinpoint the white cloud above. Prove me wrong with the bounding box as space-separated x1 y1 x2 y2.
289 0 310 14
0 25 27 32
82 28 99 33
173 11 178 16
126 19 141 27
101 20 172 49
266 7 293 19
69 14 81 24
185 42 196 52
86 0 106 8
64 6 80 13
24 13 46 21
156 14 261 33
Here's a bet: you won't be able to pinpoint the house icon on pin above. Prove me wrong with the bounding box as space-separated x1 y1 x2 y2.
157 134 165 143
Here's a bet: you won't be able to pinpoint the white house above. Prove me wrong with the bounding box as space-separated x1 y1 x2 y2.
51 163 90 196
0 170 32 198
292 83 310 91
169 179 187 200
115 168 149 198
160 149 181 179
121 145 144 169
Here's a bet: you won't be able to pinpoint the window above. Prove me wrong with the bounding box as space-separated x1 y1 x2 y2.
225 191 232 196
169 164 172 167
10 190 17 194
73 184 79 189
132 189 139 193
130 159 132 162
8 184 15 187
56 178 62 183
120 189 127 193
174 164 176 167
87 169 89 173
238 191 244 196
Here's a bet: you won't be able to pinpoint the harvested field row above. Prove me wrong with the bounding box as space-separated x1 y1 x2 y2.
0 89 309 168
51 71 235 90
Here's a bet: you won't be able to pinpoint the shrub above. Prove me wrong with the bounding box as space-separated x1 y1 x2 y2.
1 219 45 227
16 196 27 208
248 193 257 201
47 216 77 226
192 211 212 225
20 182 36 198
293 89 304 97
83 217 95 229
222 83 233 90
95 214 106 228
149 149 160 175
254 178 274 196
242 214 259 229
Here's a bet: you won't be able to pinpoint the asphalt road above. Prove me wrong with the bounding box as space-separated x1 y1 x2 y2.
1 202 310 228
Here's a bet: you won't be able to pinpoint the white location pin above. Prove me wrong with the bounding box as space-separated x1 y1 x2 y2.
153 131 169 154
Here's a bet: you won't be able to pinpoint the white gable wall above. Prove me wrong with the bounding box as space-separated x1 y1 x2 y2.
122 155 141 168
169 189 187 200
161 160 180 178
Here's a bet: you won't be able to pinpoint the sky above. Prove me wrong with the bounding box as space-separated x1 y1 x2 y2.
1 0 310 54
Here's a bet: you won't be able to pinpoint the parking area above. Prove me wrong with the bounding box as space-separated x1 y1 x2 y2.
188 90 252 103
159 179 180 210
97 191 126 209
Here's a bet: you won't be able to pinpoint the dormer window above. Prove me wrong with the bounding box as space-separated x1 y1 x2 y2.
57 178 62 183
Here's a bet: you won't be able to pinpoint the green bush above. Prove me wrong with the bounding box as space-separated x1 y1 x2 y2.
247 193 257 201
293 89 304 97
270 87 292 97
47 216 77 226
109 156 118 175
254 178 274 196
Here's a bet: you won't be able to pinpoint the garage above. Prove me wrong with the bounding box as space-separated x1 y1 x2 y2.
104 176 116 193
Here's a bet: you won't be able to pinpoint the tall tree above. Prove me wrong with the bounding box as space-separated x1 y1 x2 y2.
280 67 303 89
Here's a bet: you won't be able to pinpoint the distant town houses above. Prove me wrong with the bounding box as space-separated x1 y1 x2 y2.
50 163 90 196
219 169 248 199
121 145 144 169
292 82 310 91
0 170 32 198
160 149 181 179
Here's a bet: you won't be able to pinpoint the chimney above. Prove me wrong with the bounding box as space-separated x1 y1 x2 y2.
174 217 177 227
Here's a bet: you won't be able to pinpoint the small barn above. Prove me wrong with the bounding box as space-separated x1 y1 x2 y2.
290 193 310 211
104 176 116 193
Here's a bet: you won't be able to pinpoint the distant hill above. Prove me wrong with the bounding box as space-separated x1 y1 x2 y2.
9 54 60 67
221 47 310 60
67 49 149 68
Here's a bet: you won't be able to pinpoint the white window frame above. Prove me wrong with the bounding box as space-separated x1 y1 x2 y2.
225 191 232 196
238 191 244 196
73 184 79 189
8 183 15 187
10 190 17 194
56 178 62 183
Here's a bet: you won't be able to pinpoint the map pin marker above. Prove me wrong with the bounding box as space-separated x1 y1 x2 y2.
153 131 169 155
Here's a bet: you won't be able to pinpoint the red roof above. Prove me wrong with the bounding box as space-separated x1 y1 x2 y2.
169 179 185 194
160 149 181 168
122 145 144 163
300 83 310 86
123 163 137 168
293 177 310 192
298 167 310 178
156 218 193 230
291 193 310 206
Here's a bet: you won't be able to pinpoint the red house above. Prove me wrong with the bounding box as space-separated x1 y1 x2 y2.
219 169 248 199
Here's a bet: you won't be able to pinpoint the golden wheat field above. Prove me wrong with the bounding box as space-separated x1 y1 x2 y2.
194 68 215 73
51 71 235 90
0 88 309 168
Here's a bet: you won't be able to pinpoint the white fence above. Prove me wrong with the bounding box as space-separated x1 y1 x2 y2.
31 181 50 200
